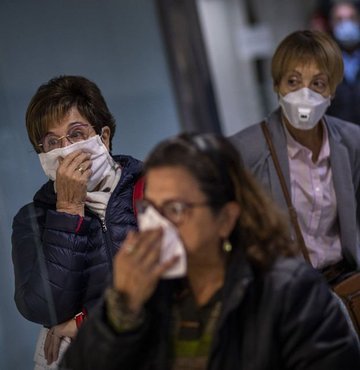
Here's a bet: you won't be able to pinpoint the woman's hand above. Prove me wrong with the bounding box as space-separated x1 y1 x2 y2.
44 319 77 365
113 229 179 313
56 150 92 216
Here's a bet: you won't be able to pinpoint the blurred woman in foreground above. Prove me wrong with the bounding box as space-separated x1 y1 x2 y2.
61 133 360 370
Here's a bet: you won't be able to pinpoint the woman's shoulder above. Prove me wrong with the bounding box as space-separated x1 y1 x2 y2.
113 154 143 173
266 256 324 290
229 109 282 165
325 114 360 141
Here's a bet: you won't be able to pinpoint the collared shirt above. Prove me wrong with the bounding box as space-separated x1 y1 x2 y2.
284 123 342 269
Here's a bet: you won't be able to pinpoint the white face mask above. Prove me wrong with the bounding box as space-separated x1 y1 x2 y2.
138 205 187 279
38 135 116 191
279 87 331 130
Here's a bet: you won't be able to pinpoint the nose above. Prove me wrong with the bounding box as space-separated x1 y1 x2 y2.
58 135 73 148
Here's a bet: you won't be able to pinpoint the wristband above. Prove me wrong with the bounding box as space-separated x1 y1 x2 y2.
74 310 87 329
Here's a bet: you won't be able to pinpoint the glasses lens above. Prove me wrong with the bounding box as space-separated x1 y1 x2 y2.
41 125 91 152
42 135 60 152
162 201 187 224
136 199 150 214
67 125 91 143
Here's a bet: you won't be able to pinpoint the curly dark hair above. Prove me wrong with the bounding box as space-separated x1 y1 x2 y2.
144 132 296 270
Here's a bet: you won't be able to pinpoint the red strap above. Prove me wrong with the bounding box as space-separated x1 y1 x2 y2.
74 309 87 329
75 216 84 234
132 176 145 217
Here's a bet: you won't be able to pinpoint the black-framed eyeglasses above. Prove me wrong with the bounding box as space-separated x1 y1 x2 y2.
136 198 211 225
38 124 94 153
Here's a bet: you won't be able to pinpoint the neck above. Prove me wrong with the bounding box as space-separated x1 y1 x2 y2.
187 254 225 307
283 115 323 162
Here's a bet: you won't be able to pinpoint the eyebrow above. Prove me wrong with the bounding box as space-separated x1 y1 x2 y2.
45 122 89 136
286 70 328 79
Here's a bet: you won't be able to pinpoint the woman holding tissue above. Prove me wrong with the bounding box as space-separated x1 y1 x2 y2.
61 133 360 370
11 75 142 368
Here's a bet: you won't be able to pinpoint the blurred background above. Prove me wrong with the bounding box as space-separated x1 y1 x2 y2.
0 0 340 368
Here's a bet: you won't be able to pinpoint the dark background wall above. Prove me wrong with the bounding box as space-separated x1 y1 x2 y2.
0 1 179 369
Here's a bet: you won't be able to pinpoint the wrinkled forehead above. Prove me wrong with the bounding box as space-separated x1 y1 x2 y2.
281 57 327 78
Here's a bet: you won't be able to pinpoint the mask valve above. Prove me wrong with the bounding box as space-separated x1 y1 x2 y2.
298 108 311 121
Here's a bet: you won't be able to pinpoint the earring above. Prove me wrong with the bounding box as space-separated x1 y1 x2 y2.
222 239 232 253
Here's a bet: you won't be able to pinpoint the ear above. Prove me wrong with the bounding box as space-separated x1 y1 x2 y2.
218 201 240 239
273 82 279 94
101 126 111 151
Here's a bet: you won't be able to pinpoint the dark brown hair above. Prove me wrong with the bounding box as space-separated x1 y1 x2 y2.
144 133 295 270
26 75 116 152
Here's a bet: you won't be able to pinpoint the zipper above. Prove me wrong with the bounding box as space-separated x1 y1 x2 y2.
101 219 108 232
100 219 113 272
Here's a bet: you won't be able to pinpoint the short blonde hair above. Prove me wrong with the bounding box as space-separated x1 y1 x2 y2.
271 30 344 94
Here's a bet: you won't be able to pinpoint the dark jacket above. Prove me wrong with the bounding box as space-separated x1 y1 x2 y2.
60 248 360 370
327 73 360 125
12 155 142 327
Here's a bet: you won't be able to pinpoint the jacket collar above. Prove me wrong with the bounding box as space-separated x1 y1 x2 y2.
208 247 254 361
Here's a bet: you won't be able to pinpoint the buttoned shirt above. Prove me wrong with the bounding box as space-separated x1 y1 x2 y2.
284 122 342 269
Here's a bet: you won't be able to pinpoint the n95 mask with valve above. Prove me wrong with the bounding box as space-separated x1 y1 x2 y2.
137 205 187 279
38 135 116 191
279 87 330 130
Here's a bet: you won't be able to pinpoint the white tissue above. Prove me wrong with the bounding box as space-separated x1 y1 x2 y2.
138 205 187 279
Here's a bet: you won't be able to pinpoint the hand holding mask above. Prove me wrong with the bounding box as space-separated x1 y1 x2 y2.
39 135 116 191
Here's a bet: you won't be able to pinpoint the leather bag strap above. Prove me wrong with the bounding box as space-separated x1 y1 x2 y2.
260 121 312 265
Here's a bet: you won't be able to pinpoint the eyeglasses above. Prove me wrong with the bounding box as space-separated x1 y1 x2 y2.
136 198 211 225
38 124 94 153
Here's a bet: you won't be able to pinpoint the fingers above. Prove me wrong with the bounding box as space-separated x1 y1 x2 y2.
132 229 163 262
44 329 52 361
120 229 178 275
44 328 62 365
57 150 92 177
153 255 180 278
49 335 61 365
113 229 182 312
120 229 161 256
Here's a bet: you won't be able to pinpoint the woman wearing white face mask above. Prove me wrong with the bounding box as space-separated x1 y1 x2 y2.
11 75 143 369
230 30 360 332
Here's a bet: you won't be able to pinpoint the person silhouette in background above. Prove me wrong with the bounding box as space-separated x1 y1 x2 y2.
326 0 360 124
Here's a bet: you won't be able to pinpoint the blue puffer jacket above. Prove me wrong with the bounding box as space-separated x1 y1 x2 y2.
12 155 142 327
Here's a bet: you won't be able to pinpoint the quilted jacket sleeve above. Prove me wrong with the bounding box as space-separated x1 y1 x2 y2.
59 301 152 370
12 202 92 327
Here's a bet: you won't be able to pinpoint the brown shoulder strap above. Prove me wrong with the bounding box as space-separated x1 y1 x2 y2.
260 121 312 265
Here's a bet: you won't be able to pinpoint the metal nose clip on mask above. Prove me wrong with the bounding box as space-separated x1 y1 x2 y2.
279 87 331 130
